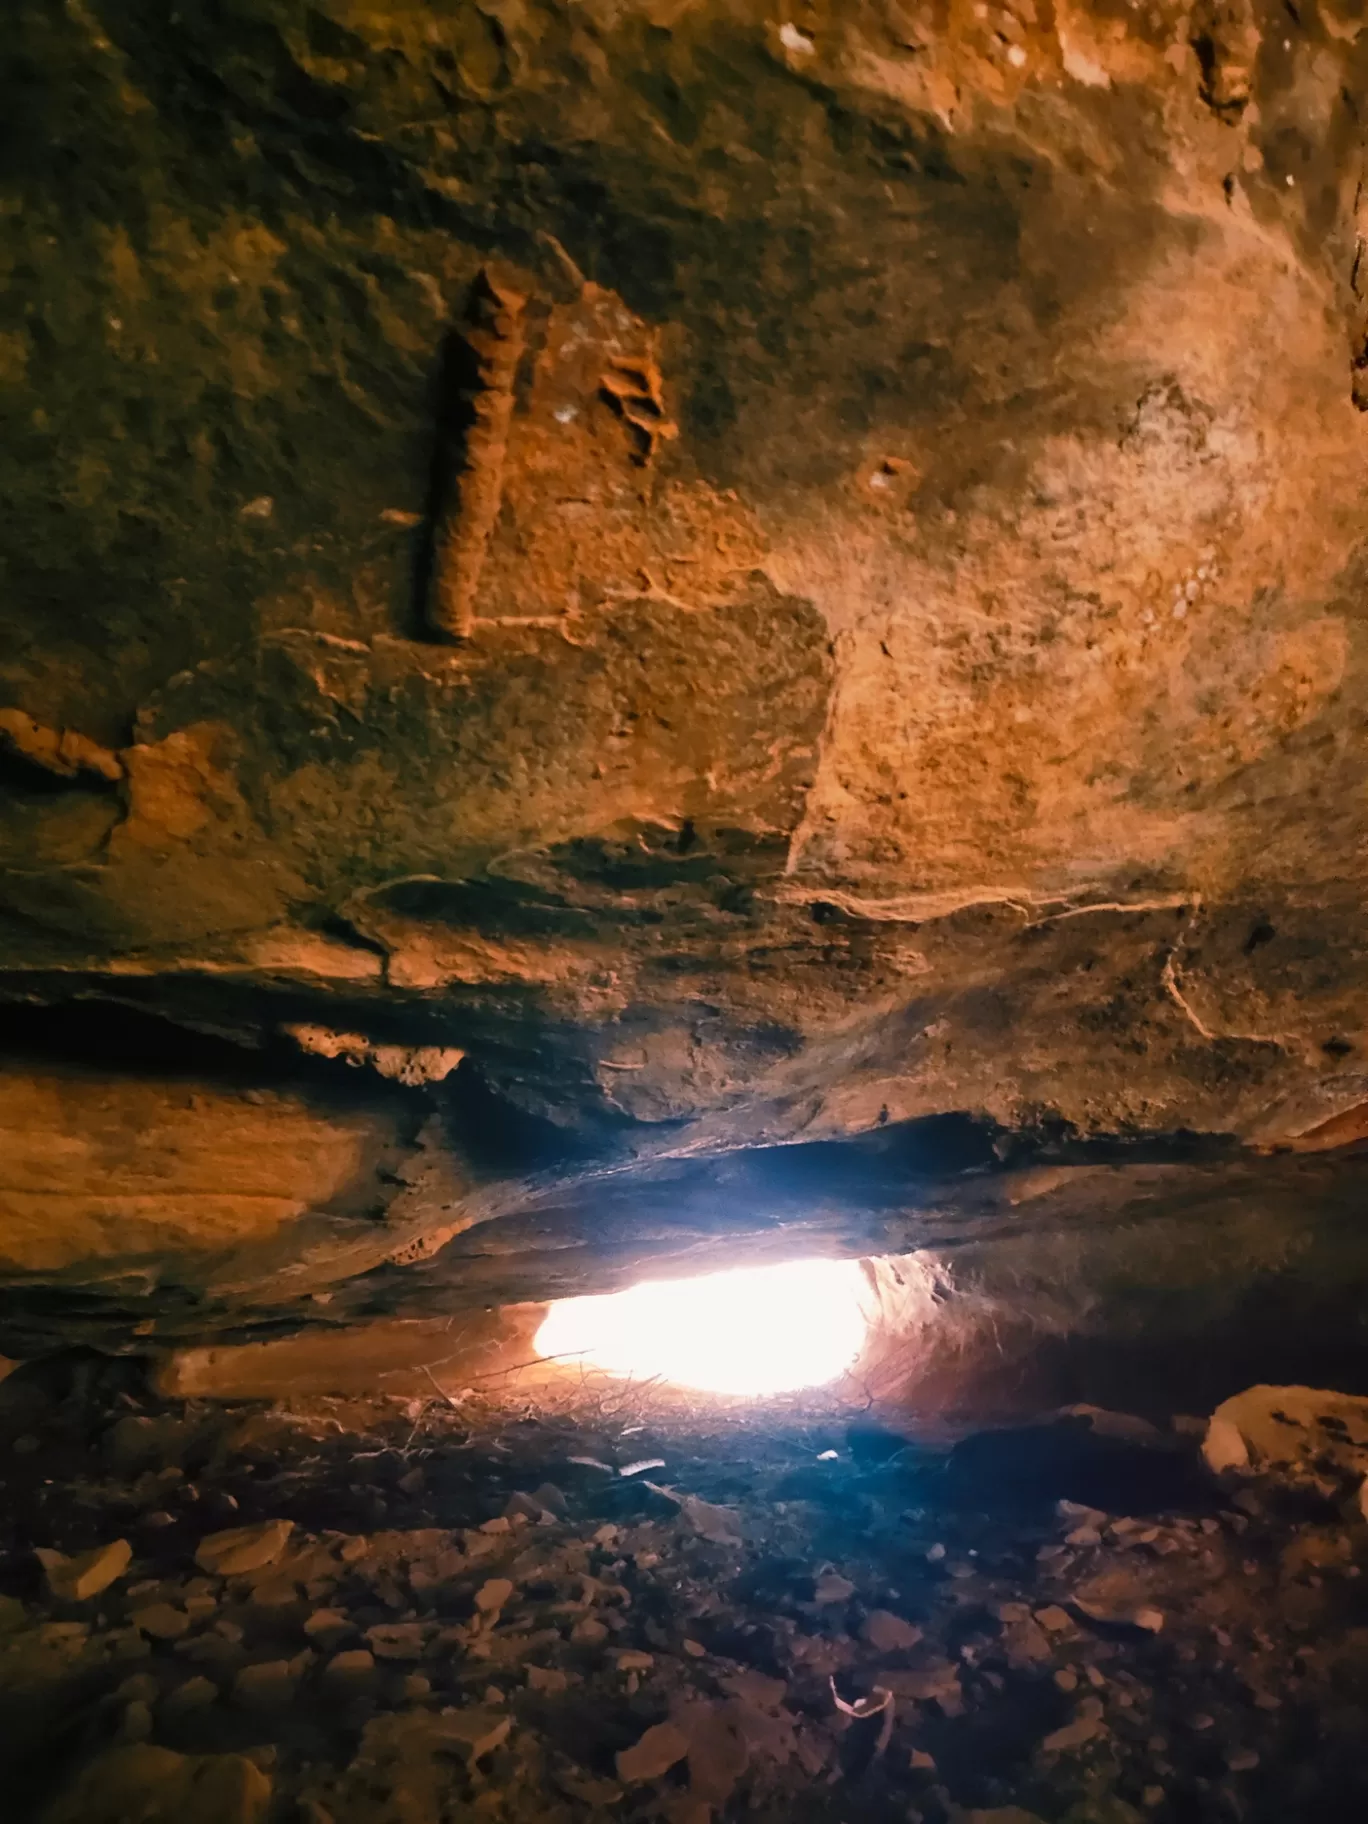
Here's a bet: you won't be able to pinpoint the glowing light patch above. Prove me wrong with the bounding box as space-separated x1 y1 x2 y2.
534 1258 869 1396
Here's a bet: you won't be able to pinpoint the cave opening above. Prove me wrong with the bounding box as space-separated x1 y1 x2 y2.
533 1256 873 1396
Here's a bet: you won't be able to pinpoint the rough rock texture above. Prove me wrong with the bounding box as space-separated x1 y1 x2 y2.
3 0 1368 1369
6 1383 1368 1823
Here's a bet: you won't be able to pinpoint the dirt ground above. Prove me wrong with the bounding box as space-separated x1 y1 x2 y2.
2 1362 1368 1824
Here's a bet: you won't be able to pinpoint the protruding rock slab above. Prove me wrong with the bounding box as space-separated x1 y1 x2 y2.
154 1308 549 1401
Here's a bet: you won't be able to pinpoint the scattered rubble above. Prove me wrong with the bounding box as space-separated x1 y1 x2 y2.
3 1384 1368 1820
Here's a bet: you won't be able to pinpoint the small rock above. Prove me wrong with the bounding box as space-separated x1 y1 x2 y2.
233 1660 297 1708
119 1699 154 1743
303 1608 353 1644
527 1664 568 1692
1042 1696 1105 1752
813 1572 856 1605
530 1482 568 1517
116 1674 159 1704
0 1594 27 1635
1227 1747 1260 1771
1057 1499 1108 1526
474 1577 513 1616
35 1539 133 1602
323 1649 376 1691
441 1708 511 1762
617 1721 690 1784
679 1496 743 1546
687 1705 749 1804
195 1520 294 1579
925 1543 947 1562
506 1491 553 1523
402 1673 432 1700
571 1617 609 1645
1035 1606 1073 1633
682 1638 706 1657
615 1649 654 1671
1073 1595 1163 1632
247 1576 297 1610
367 1623 429 1661
162 1676 218 1717
910 1748 937 1771
131 1603 190 1641
479 1516 511 1535
861 1610 922 1652
1054 1669 1079 1691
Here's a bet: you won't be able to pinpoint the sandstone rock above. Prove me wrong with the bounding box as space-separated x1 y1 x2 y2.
323 1649 377 1691
232 1659 298 1707
678 1497 743 1547
35 1538 132 1602
474 1577 513 1616
617 1721 690 1784
131 1602 190 1641
366 1622 429 1661
438 1707 512 1762
861 1609 922 1652
1204 1386 1368 1486
40 1744 270 1824
195 1520 294 1577
1204 1417 1252 1475
1035 1607 1074 1633
0 708 122 784
527 1664 568 1692
105 1414 197 1477
813 1571 856 1605
1042 1696 1106 1752
303 1607 353 1645
162 1675 218 1717
119 1698 153 1743
686 1705 750 1804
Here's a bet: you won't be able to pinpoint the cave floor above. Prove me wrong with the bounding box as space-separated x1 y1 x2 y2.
2 1376 1367 1824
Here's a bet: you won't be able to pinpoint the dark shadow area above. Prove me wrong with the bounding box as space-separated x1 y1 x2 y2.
942 1420 1212 1516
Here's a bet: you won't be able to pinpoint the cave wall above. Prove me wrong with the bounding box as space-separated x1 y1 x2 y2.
2 0 1368 1364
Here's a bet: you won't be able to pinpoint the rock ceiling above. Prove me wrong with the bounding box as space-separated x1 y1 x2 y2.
2 0 1368 1372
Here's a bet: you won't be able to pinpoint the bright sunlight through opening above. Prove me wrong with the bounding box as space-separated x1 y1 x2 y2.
534 1257 870 1396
